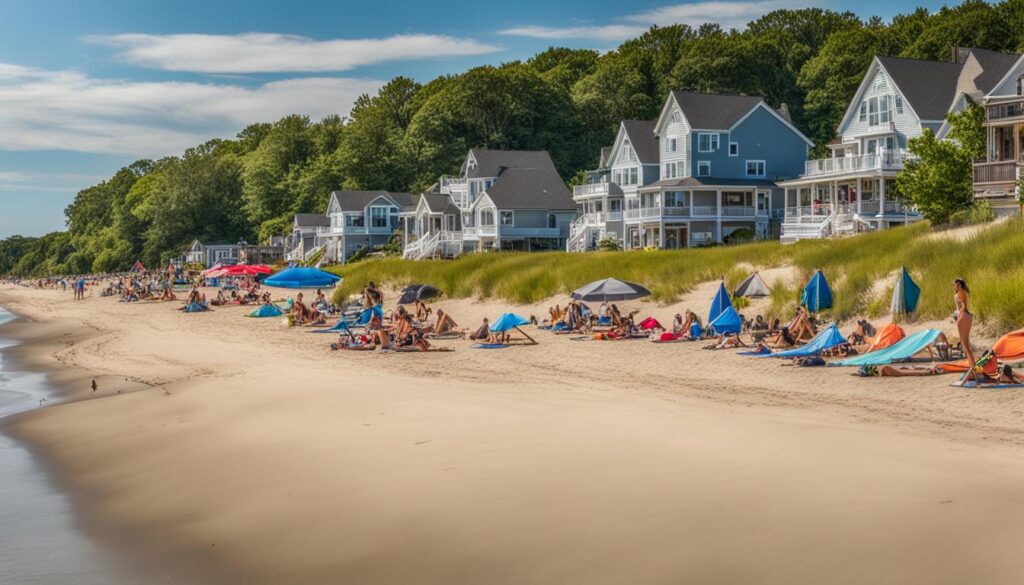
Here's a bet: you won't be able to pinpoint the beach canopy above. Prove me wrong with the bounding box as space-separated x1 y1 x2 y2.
201 262 223 277
830 329 941 367
572 278 650 302
939 328 1024 373
639 317 663 330
734 272 771 298
490 313 531 333
130 260 147 273
801 270 832 313
708 282 734 324
889 266 921 316
762 324 845 358
707 305 742 335
247 304 284 318
398 284 441 305
264 267 340 289
866 322 906 353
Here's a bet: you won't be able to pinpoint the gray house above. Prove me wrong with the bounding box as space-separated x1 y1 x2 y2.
285 214 330 262
404 149 576 259
318 190 415 263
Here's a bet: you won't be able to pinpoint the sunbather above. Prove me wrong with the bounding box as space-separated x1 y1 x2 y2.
679 309 702 338
469 318 491 341
703 333 748 350
415 299 432 322
434 309 459 335
362 281 383 309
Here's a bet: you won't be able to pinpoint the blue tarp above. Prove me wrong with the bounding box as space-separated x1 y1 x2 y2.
707 305 742 335
759 324 845 358
708 282 733 324
890 266 921 315
830 329 941 367
490 313 530 333
264 267 340 289
247 304 283 318
355 305 384 326
801 270 833 313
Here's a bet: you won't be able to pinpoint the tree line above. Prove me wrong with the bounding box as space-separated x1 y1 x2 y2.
3 1 1022 276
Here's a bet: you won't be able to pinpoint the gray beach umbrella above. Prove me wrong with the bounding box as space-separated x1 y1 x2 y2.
572 278 651 302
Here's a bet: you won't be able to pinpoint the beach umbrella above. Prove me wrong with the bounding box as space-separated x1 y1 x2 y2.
708 305 742 335
734 272 771 298
801 270 832 313
889 266 921 316
264 267 341 289
639 317 663 330
571 278 650 302
398 284 441 305
489 312 536 344
708 282 734 324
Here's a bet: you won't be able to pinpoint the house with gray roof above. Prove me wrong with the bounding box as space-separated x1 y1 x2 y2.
403 149 576 258
315 190 414 263
570 91 810 251
781 48 1018 241
970 48 1024 215
284 214 330 262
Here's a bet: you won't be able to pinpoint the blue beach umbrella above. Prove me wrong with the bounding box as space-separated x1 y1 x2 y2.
708 305 742 335
801 270 832 313
489 312 536 345
708 282 734 324
264 267 341 289
889 266 921 316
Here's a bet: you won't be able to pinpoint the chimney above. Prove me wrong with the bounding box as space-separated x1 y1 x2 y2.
777 103 792 123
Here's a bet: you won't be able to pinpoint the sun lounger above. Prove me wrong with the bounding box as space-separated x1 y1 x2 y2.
830 329 942 367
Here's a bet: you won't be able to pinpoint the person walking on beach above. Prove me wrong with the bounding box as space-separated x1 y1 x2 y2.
75 277 85 300
953 279 975 378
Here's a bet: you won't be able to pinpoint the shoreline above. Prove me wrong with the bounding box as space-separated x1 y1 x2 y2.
4 285 1024 583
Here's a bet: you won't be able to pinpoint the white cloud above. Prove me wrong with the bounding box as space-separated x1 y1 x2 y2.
0 171 107 193
499 1 809 41
85 32 502 73
0 63 384 158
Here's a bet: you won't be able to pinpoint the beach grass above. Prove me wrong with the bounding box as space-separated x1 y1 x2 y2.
329 218 1024 329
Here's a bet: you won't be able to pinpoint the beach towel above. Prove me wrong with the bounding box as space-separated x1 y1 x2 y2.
639 317 663 330
951 379 1024 389
472 343 508 349
865 322 905 353
939 328 1024 373
758 324 845 358
830 329 941 367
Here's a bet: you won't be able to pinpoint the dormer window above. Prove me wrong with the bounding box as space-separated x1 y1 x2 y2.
670 110 683 124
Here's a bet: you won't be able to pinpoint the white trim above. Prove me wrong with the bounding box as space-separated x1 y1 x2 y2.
654 93 691 136
729 141 739 157
697 132 719 153
745 160 766 178
500 210 515 227
697 161 711 177
837 58 922 136
728 102 814 146
983 53 1024 100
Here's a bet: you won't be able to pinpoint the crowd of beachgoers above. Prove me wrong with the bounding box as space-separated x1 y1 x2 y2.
6 263 1023 389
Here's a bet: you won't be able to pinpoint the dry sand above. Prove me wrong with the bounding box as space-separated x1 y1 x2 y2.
3 282 1024 584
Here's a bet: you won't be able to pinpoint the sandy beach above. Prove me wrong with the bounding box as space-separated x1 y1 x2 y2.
4 281 1024 584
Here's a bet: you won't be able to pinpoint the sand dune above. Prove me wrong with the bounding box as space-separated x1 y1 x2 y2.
3 283 1024 584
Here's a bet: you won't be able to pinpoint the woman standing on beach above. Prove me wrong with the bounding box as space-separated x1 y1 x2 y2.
954 279 975 373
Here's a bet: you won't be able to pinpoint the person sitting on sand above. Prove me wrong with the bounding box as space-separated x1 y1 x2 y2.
672 314 684 336
292 292 322 325
362 281 383 309
414 299 432 322
548 304 563 325
212 290 228 306
680 309 702 338
608 304 624 330
434 309 459 335
469 318 490 341
598 302 610 325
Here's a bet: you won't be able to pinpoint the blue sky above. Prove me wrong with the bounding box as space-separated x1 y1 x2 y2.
0 0 950 238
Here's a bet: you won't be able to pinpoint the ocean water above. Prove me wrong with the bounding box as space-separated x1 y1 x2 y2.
0 306 135 584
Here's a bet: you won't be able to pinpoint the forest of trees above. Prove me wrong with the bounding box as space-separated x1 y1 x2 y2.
4 1 1024 276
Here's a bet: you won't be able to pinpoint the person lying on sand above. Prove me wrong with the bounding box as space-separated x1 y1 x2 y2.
703 333 748 350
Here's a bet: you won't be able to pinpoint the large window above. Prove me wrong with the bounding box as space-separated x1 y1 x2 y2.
665 191 687 207
859 101 867 122
480 210 495 226
746 160 766 177
370 207 388 228
615 167 639 185
697 161 711 177
500 211 514 226
894 95 904 115
866 96 891 126
345 214 365 227
697 133 719 152
664 161 678 179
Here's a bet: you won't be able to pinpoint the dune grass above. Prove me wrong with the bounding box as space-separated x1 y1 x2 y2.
329 218 1024 330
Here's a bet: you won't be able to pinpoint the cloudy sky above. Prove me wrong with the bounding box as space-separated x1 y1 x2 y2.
1 0 945 237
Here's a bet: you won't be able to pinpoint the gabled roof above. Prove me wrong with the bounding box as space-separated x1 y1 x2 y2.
388 192 417 212
463 149 556 179
483 167 575 210
620 120 659 164
966 48 1020 95
328 190 402 212
419 193 457 214
294 213 330 227
876 56 963 121
598 146 613 169
671 91 764 130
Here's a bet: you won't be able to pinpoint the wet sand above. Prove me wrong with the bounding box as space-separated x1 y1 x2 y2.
3 284 1024 584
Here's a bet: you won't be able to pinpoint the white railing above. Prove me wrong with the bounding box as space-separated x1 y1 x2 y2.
573 182 611 197
464 225 497 238
439 176 468 191
692 205 717 216
303 244 324 261
803 152 915 177
624 209 640 220
721 206 756 217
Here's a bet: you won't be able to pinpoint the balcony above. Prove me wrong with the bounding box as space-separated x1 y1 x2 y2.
623 206 759 220
572 182 623 199
985 100 1024 124
316 224 395 236
803 152 914 178
973 160 1017 185
439 175 468 191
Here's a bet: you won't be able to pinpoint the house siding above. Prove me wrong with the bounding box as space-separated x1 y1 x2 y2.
689 106 807 180
840 66 923 147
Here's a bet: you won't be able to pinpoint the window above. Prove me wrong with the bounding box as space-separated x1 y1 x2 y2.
500 211 514 226
621 144 635 161
445 215 456 231
345 214 365 227
874 75 886 91
670 110 683 123
697 161 711 177
1018 76 1024 96
859 101 867 122
879 95 891 124
894 95 903 115
867 96 891 126
697 133 719 152
547 214 557 229
480 210 495 226
370 207 388 228
617 167 639 186
729 142 739 157
746 160 766 177
668 137 678 152
664 162 678 179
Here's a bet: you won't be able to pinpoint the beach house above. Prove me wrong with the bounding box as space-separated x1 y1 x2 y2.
970 50 1024 215
183 240 242 268
782 48 1018 241
315 190 416 263
570 91 811 250
284 214 330 263
402 149 576 259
